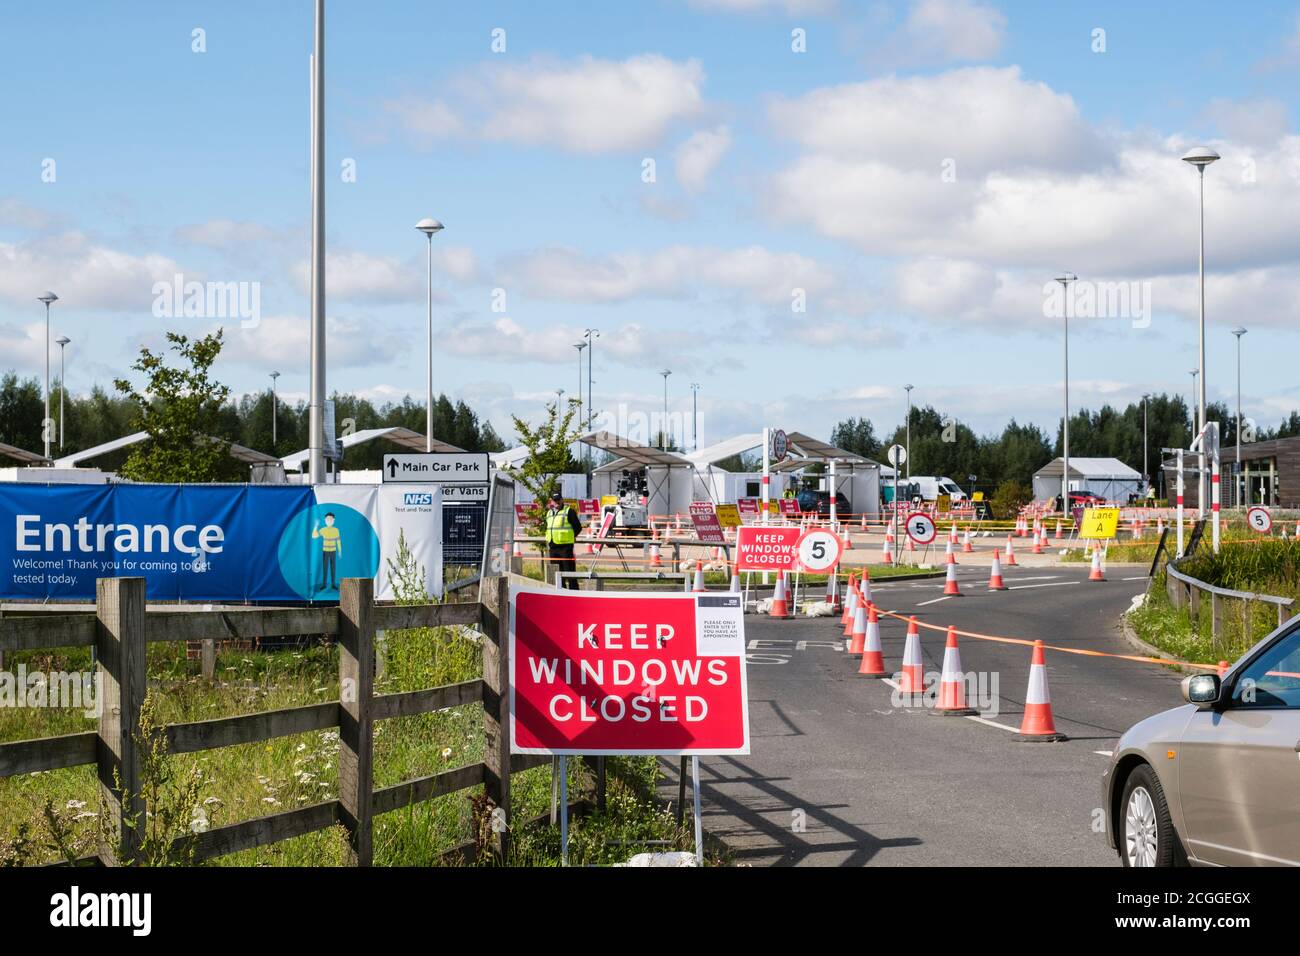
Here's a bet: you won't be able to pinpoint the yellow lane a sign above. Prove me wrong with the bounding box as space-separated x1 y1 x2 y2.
1079 507 1119 539
715 503 742 528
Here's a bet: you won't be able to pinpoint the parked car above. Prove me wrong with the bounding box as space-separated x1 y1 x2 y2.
795 489 850 516
1103 614 1300 866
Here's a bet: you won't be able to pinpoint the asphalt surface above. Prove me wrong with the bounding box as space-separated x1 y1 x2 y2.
672 563 1188 866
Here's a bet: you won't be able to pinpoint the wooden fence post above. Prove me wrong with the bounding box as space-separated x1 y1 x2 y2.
95 577 147 866
200 639 216 682
1210 593 1220 650
481 575 511 861
337 578 375 866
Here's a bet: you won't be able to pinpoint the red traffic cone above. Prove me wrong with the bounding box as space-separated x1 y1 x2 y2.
897 616 925 695
1032 527 1043 554
1217 660 1230 677
859 570 873 605
729 565 741 593
1018 640 1066 741
1004 536 1017 566
962 528 973 553
1088 547 1105 582
842 586 860 636
881 535 893 565
988 550 1007 591
949 522 959 544
945 540 956 564
1054 519 1063 540
858 603 886 677
848 603 867 655
648 543 663 568
842 529 853 551
692 566 707 592
935 626 977 715
827 569 842 611
769 570 791 619
942 561 963 596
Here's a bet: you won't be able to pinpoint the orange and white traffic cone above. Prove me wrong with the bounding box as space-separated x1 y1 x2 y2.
769 571 791 619
1217 660 1230 677
729 564 741 593
1054 519 1063 540
962 528 974 553
1088 546 1105 582
949 522 959 544
858 603 886 677
1040 526 1049 551
935 626 976 716
842 586 860 637
881 535 893 565
1157 517 1165 536
1004 536 1017 566
848 602 867 655
945 540 956 564
692 566 707 592
859 570 873 605
1018 640 1066 741
648 543 663 568
512 538 523 559
1031 528 1043 554
988 549 1007 591
826 568 842 611
897 616 925 695
942 561 962 596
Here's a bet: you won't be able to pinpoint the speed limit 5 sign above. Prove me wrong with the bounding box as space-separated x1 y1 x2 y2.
1247 506 1273 534
904 512 937 545
795 529 843 572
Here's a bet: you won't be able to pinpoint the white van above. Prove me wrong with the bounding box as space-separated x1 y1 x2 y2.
909 476 968 502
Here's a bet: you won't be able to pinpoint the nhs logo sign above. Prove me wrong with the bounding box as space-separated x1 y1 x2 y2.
404 492 435 506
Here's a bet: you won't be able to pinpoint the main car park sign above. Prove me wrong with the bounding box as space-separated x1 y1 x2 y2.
509 589 750 756
735 525 801 572
383 452 488 483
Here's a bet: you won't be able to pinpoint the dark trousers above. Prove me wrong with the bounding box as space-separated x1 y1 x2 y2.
549 545 578 589
319 551 338 590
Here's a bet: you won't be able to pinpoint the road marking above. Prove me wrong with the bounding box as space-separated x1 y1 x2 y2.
916 596 952 606
1121 576 1148 581
1007 581 1080 591
879 677 1020 733
1000 575 1060 582
1094 750 1113 757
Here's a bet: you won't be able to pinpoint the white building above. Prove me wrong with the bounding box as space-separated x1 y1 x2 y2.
1031 457 1144 504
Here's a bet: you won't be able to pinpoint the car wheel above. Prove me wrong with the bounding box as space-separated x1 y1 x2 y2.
1119 764 1181 867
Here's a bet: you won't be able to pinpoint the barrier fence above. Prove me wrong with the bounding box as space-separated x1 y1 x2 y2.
0 576 553 866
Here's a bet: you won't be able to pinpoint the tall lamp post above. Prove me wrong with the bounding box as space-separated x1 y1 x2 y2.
1056 272 1077 511
1182 146 1219 518
270 370 281 448
903 384 913 480
583 328 599 488
415 217 444 452
690 382 700 451
1190 368 1200 512
307 0 327 485
37 292 57 459
573 341 586 424
1231 326 1246 507
660 370 671 450
55 335 70 451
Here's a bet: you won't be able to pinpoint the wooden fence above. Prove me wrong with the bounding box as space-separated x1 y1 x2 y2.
0 575 547 866
1165 559 1296 648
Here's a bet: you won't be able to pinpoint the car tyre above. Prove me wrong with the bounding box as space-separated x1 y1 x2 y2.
1118 764 1183 867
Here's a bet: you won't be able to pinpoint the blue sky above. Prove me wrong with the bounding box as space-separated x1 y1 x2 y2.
3 0 1300 450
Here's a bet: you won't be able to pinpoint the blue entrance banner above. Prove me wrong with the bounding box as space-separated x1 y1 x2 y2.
0 483 442 602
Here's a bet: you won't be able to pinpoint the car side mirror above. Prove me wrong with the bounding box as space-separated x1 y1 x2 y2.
1181 673 1221 710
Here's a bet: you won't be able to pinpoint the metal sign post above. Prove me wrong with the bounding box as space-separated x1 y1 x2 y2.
692 756 704 864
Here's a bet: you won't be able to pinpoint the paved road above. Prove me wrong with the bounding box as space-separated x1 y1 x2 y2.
678 564 1187 866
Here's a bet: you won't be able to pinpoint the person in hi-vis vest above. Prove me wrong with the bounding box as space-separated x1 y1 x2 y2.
312 512 343 591
543 490 583 589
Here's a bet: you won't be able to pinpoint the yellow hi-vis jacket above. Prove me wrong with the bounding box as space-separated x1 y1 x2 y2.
545 508 576 546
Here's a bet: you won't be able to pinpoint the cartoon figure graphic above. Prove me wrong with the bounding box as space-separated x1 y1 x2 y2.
312 512 343 591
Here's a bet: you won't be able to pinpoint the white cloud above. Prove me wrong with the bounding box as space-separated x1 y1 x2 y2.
387 55 708 154
293 251 423 304
675 126 732 192
686 0 836 15
500 243 842 308
0 233 186 313
219 313 406 371
1203 97 1290 149
902 0 1006 62
173 220 278 248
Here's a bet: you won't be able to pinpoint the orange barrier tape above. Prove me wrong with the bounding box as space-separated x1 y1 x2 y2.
870 604 1221 672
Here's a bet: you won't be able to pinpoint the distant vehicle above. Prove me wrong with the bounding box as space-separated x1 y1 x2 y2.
1103 614 1300 866
910 476 968 502
795 489 850 516
882 480 920 504
1058 491 1105 510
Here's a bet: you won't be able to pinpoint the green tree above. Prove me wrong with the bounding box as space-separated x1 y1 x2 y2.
0 372 43 454
505 399 584 506
113 331 237 482
830 416 881 460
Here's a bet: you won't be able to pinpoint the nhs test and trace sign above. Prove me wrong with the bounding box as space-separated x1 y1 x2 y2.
509 588 750 756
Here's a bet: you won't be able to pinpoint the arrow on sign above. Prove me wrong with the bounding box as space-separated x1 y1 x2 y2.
387 460 399 478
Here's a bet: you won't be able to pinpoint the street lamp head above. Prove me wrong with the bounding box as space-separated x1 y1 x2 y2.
414 217 444 236
1230 326 1247 338
1055 271 1077 286
55 336 70 347
661 369 671 378
270 370 281 380
575 341 586 350
37 291 58 305
1181 146 1220 169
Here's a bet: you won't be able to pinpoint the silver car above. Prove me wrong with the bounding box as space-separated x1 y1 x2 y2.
1103 614 1300 866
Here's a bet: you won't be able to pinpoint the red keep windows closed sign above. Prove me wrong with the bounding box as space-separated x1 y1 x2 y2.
734 525 801 572
509 589 750 756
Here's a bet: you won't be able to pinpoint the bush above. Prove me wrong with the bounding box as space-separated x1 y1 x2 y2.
989 480 1032 519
